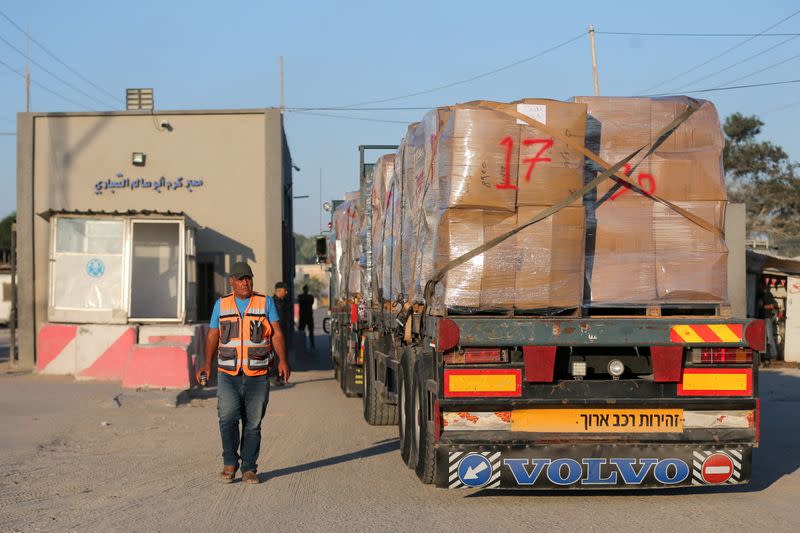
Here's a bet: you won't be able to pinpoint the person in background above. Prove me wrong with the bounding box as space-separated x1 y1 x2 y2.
272 281 293 384
297 285 315 349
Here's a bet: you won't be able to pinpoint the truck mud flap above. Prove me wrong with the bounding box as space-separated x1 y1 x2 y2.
437 444 751 490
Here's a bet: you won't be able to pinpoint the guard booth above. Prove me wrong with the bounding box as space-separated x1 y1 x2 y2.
41 210 197 325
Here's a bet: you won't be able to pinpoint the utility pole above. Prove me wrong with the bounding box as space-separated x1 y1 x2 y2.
9 222 16 369
25 26 30 111
589 24 600 96
319 168 322 233
279 56 285 113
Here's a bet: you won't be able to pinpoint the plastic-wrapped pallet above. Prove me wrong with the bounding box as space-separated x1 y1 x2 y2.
369 154 395 303
413 100 588 313
574 96 728 304
332 192 362 302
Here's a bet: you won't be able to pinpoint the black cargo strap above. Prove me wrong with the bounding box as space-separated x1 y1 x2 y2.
422 99 702 306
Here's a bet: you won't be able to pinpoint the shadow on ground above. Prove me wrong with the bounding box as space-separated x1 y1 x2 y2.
259 438 398 482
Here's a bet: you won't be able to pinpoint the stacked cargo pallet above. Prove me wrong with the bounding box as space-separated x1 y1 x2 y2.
365 96 728 315
332 191 363 302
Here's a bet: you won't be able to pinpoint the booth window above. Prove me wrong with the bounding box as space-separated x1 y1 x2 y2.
47 213 192 324
51 217 125 311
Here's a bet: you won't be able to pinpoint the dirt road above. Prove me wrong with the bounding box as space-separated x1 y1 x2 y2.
1 335 799 532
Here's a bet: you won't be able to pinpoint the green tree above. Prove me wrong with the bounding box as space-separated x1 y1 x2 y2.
294 233 319 264
723 113 800 256
0 212 15 252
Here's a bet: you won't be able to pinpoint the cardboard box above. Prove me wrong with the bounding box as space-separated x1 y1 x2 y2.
586 198 728 305
514 99 588 206
432 209 485 310
654 201 728 301
586 197 657 304
650 97 725 153
590 150 725 204
514 206 585 309
480 211 519 309
436 107 520 211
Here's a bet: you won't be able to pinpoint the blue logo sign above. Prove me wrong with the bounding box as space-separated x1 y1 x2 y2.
503 457 691 486
86 258 105 278
457 453 493 488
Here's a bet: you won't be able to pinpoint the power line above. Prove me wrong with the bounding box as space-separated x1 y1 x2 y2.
0 57 93 110
0 8 123 106
337 31 587 108
717 51 800 87
638 8 800 94
0 32 117 108
598 31 800 37
289 110 414 124
287 106 432 111
290 77 800 111
759 98 800 115
671 35 800 91
645 78 800 96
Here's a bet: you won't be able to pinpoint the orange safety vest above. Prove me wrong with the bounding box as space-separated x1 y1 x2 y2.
217 292 275 377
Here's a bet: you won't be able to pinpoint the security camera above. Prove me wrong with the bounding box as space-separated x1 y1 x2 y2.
160 120 173 131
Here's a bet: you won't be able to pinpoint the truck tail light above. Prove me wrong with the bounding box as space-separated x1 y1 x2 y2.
745 319 766 352
523 346 556 382
690 347 753 364
444 348 505 364
443 368 522 398
437 319 460 352
651 346 683 382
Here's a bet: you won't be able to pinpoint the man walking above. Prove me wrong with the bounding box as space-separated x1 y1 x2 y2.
297 284 315 349
196 262 289 484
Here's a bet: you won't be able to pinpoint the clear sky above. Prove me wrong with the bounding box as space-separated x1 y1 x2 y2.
1 0 799 236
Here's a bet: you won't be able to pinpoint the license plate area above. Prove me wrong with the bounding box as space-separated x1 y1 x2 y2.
511 408 683 433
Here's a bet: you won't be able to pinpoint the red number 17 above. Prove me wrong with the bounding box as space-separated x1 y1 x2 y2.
497 136 555 190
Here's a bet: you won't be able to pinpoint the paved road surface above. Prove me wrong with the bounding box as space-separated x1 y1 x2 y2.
1 331 799 532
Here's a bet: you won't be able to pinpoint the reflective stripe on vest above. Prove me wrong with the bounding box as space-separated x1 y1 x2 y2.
217 292 274 376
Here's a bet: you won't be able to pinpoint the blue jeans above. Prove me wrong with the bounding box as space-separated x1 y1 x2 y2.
217 371 270 473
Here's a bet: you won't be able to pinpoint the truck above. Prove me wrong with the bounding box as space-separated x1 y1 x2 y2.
327 99 765 490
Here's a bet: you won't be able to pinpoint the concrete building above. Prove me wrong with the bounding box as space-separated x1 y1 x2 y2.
16 107 294 383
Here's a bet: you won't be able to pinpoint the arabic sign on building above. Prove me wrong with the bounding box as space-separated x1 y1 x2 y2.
95 173 204 195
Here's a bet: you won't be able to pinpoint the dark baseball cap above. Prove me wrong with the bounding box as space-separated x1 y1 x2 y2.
274 281 288 290
230 262 253 279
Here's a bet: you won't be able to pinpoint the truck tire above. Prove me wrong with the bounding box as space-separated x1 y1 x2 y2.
412 356 437 484
363 334 398 425
398 346 417 468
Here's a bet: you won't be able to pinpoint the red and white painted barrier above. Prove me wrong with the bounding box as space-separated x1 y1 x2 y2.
37 324 138 381
36 323 207 389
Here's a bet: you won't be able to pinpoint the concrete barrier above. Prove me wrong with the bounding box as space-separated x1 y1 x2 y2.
122 344 192 390
37 322 206 389
36 323 138 380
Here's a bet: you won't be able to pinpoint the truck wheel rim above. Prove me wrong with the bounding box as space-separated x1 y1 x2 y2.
399 379 406 437
414 386 421 453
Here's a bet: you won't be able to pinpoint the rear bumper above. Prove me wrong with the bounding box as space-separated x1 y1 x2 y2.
437 443 751 489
